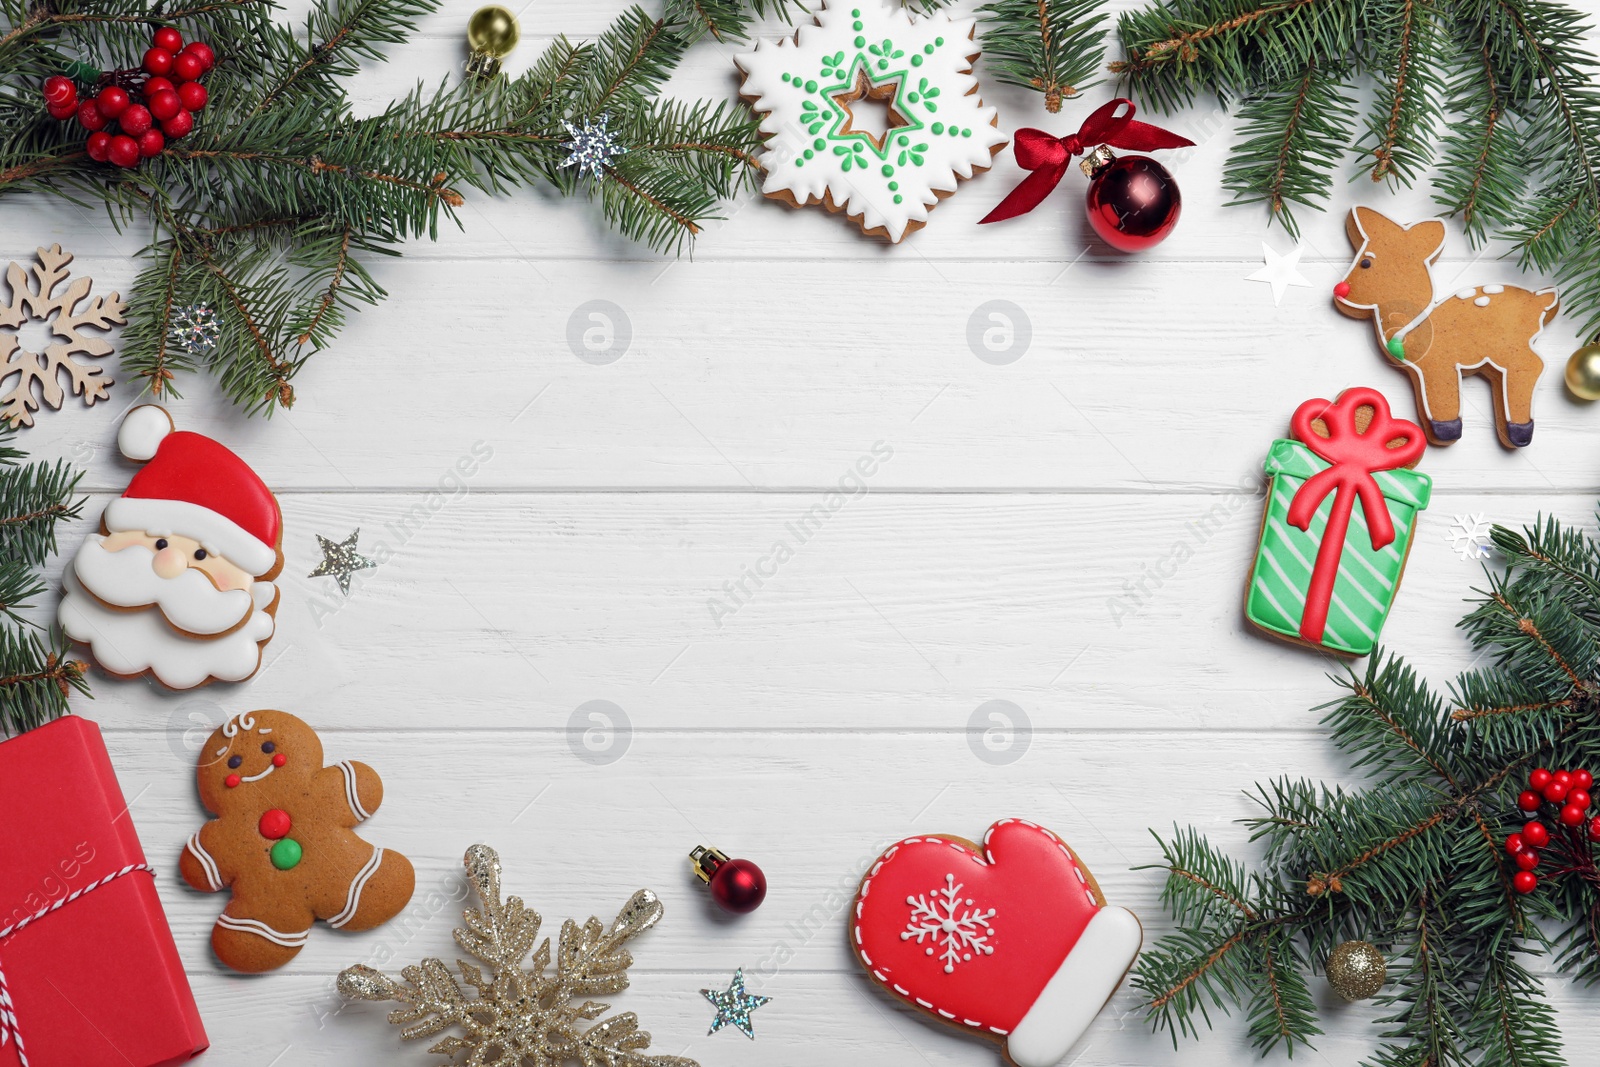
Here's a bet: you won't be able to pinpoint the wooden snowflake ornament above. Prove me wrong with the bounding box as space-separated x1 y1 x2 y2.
339 844 698 1067
0 245 125 427
735 0 1008 241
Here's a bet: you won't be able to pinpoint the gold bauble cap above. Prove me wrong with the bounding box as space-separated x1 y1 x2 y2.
467 5 521 59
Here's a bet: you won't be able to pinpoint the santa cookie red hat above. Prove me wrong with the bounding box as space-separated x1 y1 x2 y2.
105 405 281 576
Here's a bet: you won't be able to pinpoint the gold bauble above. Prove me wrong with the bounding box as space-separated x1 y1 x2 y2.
1566 343 1600 401
1327 940 1387 1001
467 5 520 58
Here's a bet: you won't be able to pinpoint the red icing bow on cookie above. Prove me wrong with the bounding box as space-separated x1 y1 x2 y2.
980 99 1194 224
1287 388 1426 643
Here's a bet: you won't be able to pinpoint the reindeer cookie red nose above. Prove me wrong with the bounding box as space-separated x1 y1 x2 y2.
1333 281 1351 299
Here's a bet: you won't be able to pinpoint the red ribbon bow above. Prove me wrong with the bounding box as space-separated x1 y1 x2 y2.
1285 387 1426 643
979 98 1194 224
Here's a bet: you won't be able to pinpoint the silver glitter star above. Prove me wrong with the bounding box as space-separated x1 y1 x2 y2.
559 112 626 179
168 303 219 358
308 529 377 595
701 968 770 1039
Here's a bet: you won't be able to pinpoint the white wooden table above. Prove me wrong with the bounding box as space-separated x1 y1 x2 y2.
15 2 1600 1063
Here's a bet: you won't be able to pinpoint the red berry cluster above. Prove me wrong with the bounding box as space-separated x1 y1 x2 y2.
1505 766 1599 893
41 26 213 169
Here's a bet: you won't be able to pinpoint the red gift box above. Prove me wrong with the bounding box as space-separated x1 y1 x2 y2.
0 716 207 1067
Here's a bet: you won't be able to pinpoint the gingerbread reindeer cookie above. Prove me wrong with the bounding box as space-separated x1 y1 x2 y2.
1333 206 1559 448
180 710 415 972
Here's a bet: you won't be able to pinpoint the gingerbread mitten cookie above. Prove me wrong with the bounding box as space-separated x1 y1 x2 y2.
180 710 415 972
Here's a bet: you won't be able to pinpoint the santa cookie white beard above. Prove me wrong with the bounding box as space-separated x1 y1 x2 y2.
60 569 277 690
73 536 256 635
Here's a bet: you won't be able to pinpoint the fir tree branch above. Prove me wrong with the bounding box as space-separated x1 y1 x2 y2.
978 0 1110 112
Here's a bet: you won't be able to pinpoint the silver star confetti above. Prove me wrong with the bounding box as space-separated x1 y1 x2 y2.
701 968 770 1039
168 303 219 358
560 112 625 179
308 529 377 595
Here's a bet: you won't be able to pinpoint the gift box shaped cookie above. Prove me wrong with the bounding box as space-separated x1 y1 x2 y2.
1245 387 1432 657
0 716 208 1067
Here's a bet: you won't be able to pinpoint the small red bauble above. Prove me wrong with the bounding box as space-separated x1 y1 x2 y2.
95 86 129 119
1522 821 1551 847
1561 803 1586 826
1514 848 1540 871
143 76 176 97
85 131 112 162
258 808 292 840
1530 768 1553 790
1084 152 1182 252
148 89 181 121
1517 790 1542 812
162 109 194 138
1543 779 1570 803
107 135 141 169
690 845 766 914
1575 769 1594 790
178 81 207 112
43 75 77 109
1505 832 1525 854
75 100 106 131
143 47 175 77
46 100 78 121
171 52 204 83
1570 789 1591 810
1513 870 1538 894
183 42 216 72
118 104 153 137
1554 770 1573 788
153 26 184 53
138 129 165 158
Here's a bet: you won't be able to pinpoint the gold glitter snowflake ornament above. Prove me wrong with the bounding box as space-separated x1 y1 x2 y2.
0 245 126 427
339 844 698 1067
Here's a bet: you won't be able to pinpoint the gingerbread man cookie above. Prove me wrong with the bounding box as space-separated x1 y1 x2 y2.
179 710 414 972
735 0 1008 241
852 819 1141 1067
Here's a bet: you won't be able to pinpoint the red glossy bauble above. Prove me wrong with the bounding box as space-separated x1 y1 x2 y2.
709 857 767 913
153 27 184 53
1084 154 1182 252
107 134 141 169
178 81 208 112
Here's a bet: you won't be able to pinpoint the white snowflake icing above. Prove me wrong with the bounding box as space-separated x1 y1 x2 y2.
1447 513 1493 561
901 873 996 973
735 0 1008 242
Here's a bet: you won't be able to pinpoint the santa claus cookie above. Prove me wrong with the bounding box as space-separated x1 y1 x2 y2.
180 709 415 972
735 0 1007 242
58 405 282 689
852 819 1141 1067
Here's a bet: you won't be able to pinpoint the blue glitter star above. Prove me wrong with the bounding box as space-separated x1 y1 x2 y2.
559 112 626 179
701 968 770 1039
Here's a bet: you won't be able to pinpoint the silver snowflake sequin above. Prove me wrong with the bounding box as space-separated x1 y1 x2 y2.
560 112 625 178
169 303 219 359
308 529 377 595
702 968 770 1039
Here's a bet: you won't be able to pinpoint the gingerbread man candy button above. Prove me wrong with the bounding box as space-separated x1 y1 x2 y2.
179 710 415 972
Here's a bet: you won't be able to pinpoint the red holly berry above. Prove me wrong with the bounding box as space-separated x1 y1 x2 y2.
1544 779 1570 803
46 100 78 121
1571 789 1591 810
1576 769 1594 791
1523 821 1551 848
161 109 194 138
1515 848 1540 871
1561 803 1586 826
1590 816 1600 842
137 129 165 158
118 103 153 137
182 42 216 72
1506 832 1526 854
152 26 183 53
1555 770 1573 788
143 76 176 97
1531 768 1553 791
1518 790 1542 812
95 86 129 119
107 134 141 169
143 47 175 77
171 52 204 83
43 75 77 110
75 99 106 132
148 89 181 122
1513 870 1538 894
177 81 207 112
85 131 112 162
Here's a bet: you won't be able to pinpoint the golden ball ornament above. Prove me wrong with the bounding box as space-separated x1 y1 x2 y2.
1326 940 1387 1001
1565 343 1600 401
467 5 520 57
